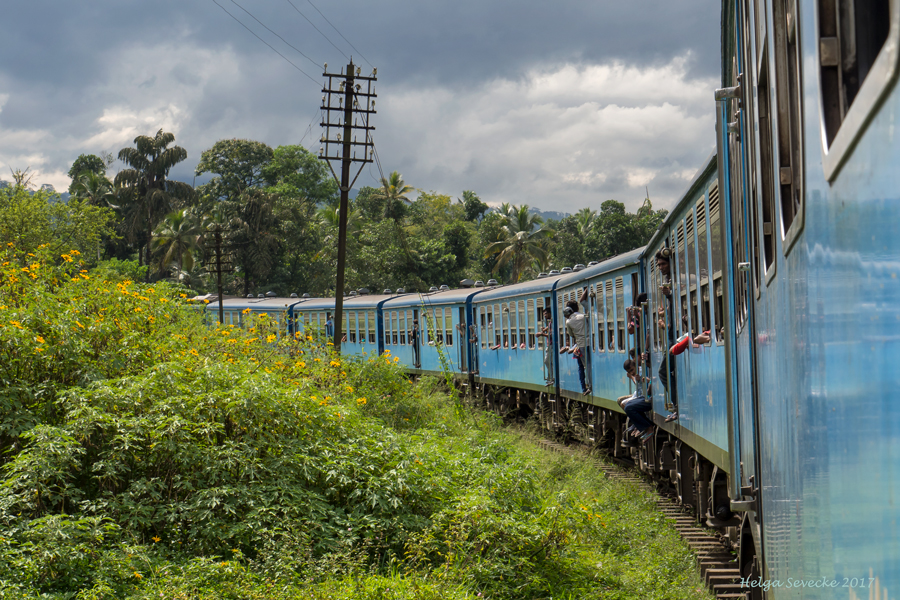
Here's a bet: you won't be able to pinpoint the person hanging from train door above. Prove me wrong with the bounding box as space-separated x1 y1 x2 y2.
622 358 655 442
562 287 591 395
655 248 679 422
410 319 421 367
536 305 554 385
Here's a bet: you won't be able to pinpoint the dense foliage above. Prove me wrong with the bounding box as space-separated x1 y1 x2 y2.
35 131 667 296
0 235 709 599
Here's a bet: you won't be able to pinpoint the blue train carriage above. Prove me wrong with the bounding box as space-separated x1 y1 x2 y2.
380 286 481 382
470 274 565 417
338 292 407 357
717 0 900 593
544 251 649 444
639 153 736 525
204 294 309 338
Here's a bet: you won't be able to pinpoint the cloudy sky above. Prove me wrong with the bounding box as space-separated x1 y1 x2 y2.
0 0 721 214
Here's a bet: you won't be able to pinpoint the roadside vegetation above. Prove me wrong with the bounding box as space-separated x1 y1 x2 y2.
0 238 711 600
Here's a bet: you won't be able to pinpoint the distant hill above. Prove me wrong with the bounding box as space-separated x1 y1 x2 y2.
0 181 70 202
530 209 569 222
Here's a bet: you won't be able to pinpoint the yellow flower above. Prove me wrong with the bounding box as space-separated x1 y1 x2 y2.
35 336 44 343
9 320 23 330
266 334 277 343
134 307 142 313
394 357 399 362
357 397 367 405
180 293 187 298
330 360 341 367
189 348 199 356
69 249 80 255
133 572 142 579
295 361 306 368
346 386 354 393
152 536 161 543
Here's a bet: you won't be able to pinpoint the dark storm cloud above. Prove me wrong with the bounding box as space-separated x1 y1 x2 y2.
0 0 721 212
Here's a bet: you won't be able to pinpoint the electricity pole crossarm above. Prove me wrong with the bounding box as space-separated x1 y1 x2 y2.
318 59 377 353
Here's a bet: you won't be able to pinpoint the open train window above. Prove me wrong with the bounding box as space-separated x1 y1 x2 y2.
527 299 536 349
771 0 805 251
616 277 626 352
709 183 726 343
595 283 605 352
535 299 544 350
686 210 699 336
605 280 615 350
368 311 376 344
696 199 712 338
444 308 452 346
676 221 688 338
517 301 526 349
393 312 399 345
819 0 896 179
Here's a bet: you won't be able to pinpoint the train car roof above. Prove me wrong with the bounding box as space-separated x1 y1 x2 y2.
643 150 718 253
292 294 408 311
470 273 566 303
555 246 645 288
204 296 306 311
381 287 486 308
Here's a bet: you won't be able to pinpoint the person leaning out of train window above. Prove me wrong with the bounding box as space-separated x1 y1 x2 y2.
623 359 655 443
468 324 477 344
563 287 591 395
669 329 712 356
655 249 672 297
325 314 334 338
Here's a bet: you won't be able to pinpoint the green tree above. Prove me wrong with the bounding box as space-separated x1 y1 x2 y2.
194 139 274 202
0 181 114 260
114 129 195 276
459 190 488 223
152 209 202 275
372 171 414 222
70 171 116 208
67 153 111 194
484 204 554 283
263 144 338 206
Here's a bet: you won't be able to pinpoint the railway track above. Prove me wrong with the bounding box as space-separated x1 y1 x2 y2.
535 438 750 600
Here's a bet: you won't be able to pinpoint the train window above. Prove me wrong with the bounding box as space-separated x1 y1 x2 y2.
604 281 614 349
480 306 487 349
494 303 502 347
383 312 390 346
557 295 565 348
535 298 544 350
499 303 508 347
686 210 699 336
696 200 712 338
771 0 804 247
392 312 398 345
818 0 894 180
676 221 688 338
527 299 536 349
436 308 444 344
517 300 526 349
596 284 605 352
508 302 517 347
755 34 778 274
399 312 406 345
445 308 453 346
709 183 726 343
406 310 413 345
347 312 354 343
615 277 625 352
368 311 376 344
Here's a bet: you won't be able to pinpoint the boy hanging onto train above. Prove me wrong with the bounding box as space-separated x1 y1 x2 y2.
623 358 655 443
562 287 591 395
655 248 679 422
536 306 554 384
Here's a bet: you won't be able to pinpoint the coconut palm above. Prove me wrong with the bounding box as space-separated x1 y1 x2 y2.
371 171 414 222
484 204 555 283
115 129 194 275
70 172 117 209
575 207 597 237
152 210 202 274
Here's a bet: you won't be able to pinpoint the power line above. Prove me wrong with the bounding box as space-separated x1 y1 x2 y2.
229 0 321 70
284 0 350 62
211 0 320 85
305 0 373 68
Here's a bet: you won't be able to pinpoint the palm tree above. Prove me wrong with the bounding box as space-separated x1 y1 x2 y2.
484 204 555 283
575 207 597 237
70 172 117 209
371 171 413 222
152 210 202 274
115 129 194 276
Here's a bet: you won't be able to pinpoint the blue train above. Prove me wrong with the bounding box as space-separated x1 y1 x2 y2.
204 0 900 595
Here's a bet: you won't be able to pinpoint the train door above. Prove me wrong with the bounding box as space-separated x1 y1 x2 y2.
457 306 467 372
412 308 421 368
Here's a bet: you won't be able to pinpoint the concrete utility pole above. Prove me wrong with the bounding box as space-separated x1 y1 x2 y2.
319 59 377 352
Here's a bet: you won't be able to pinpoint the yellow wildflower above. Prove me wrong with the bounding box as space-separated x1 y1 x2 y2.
35 336 44 343
266 334 277 343
152 536 161 543
357 397 367 405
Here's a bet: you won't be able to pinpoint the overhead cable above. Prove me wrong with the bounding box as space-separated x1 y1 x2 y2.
284 0 350 62
229 0 321 70
305 0 373 68
210 0 319 86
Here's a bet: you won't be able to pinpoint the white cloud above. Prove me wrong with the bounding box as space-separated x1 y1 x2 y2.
372 55 718 214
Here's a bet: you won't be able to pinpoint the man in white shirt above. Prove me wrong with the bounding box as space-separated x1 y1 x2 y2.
562 287 591 394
